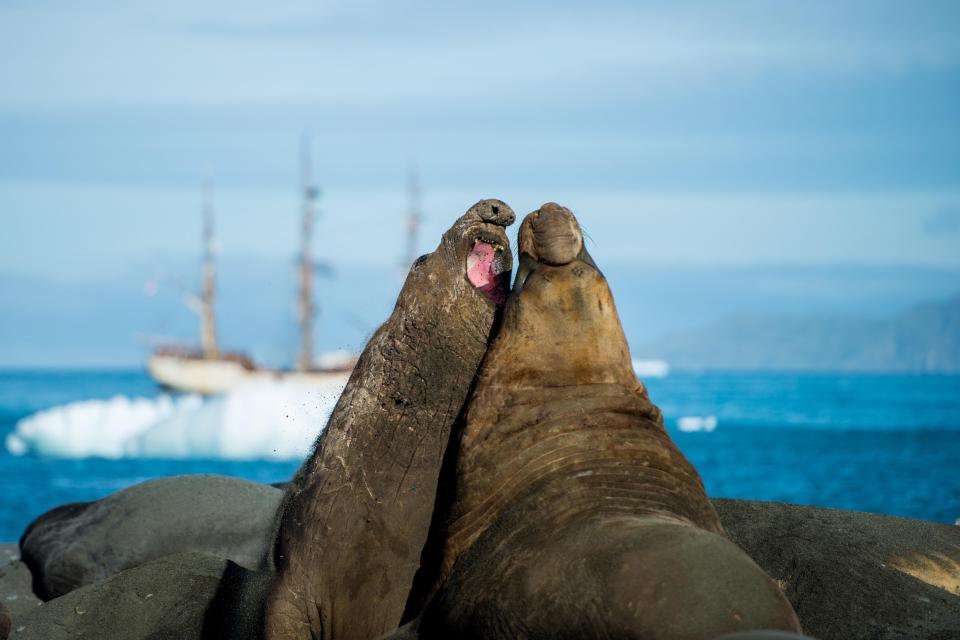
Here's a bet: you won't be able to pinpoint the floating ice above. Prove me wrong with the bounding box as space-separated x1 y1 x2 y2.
676 415 718 433
633 359 670 378
4 378 347 460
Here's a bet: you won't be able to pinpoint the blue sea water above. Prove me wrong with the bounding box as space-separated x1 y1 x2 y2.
1 369 959 541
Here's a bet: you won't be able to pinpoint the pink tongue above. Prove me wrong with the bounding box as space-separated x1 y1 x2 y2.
467 242 505 303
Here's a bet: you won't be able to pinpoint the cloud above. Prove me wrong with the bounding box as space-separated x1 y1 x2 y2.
1 1 958 109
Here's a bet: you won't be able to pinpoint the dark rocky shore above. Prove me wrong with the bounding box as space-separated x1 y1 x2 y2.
1 476 958 640
18 475 281 600
715 500 960 640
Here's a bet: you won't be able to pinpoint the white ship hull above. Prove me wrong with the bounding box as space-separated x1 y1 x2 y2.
147 354 352 395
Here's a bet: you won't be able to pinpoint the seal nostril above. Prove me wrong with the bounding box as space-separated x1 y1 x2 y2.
469 198 515 227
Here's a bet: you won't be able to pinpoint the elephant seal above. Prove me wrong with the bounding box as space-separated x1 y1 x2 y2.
264 200 515 640
400 203 801 639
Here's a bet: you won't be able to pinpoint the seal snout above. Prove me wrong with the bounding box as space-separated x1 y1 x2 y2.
511 202 593 294
524 202 583 266
467 198 516 227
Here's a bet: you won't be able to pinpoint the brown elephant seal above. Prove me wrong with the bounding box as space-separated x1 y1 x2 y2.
398 203 801 639
264 199 515 640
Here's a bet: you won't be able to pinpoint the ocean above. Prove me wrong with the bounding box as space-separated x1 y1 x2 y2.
1 369 958 541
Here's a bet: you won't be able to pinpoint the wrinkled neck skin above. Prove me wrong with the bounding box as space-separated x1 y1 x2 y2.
436 252 723 584
266 201 513 640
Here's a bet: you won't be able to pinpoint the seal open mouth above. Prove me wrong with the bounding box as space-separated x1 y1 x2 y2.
467 239 510 304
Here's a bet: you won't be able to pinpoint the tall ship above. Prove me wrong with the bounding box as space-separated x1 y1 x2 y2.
147 140 355 394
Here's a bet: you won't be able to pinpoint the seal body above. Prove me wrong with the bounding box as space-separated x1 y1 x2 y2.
407 204 801 640
264 200 514 640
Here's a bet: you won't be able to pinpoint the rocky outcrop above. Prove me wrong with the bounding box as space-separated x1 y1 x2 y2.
0 602 10 640
11 552 225 640
10 473 959 639
19 475 282 599
0 544 41 637
715 499 960 640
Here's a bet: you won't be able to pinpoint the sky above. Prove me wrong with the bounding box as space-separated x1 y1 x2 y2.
2 0 959 276
1 1 959 364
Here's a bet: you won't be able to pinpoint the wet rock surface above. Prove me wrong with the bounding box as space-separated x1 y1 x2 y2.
716 499 960 640
20 474 281 599
0 602 9 640
7 474 959 639
0 544 41 635
11 552 225 640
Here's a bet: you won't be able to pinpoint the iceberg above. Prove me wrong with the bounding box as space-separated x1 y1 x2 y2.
632 359 670 378
676 415 718 433
5 378 347 460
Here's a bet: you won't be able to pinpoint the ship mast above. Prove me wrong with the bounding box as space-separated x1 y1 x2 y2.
297 136 319 372
404 166 421 268
200 178 219 359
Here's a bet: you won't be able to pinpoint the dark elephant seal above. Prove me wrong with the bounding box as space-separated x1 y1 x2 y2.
18 474 282 600
264 200 515 640
400 203 801 639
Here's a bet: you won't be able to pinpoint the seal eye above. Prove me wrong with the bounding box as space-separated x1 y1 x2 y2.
411 254 430 269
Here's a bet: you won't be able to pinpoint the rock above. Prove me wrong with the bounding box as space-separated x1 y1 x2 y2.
1 602 10 640
11 552 225 640
201 560 273 640
20 475 282 599
716 634 811 640
15 477 960 639
0 544 41 628
714 499 960 640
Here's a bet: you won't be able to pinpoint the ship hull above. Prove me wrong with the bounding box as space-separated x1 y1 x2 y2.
147 354 351 395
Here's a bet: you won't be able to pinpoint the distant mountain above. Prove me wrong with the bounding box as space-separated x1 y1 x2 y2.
640 293 960 372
